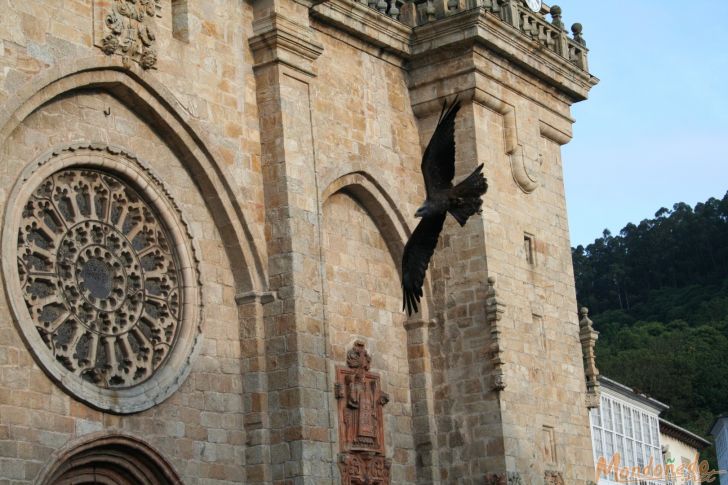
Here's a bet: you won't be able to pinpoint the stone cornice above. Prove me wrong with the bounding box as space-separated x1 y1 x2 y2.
249 13 324 76
311 0 411 57
310 1 597 101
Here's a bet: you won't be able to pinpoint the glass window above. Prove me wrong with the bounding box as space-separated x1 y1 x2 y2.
614 403 623 435
625 408 633 438
633 409 642 441
604 399 613 431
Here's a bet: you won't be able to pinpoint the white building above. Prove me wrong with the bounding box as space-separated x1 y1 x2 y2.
590 376 716 485
590 376 669 484
660 418 711 485
710 415 728 485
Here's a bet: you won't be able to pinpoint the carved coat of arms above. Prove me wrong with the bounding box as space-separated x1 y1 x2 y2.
100 0 161 69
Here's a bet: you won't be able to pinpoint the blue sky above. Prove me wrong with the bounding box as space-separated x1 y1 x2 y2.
554 1 728 247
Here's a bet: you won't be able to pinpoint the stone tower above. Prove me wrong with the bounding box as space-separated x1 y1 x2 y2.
0 0 597 483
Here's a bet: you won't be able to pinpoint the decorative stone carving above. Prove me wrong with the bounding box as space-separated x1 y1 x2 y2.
339 452 391 485
484 471 522 485
98 0 162 69
571 23 585 46
336 341 390 484
544 470 565 485
579 307 600 408
336 341 389 453
486 277 507 391
510 144 541 194
549 5 564 30
3 144 201 413
18 168 179 388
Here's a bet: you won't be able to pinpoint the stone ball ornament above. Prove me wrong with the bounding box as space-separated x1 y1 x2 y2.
2 144 202 414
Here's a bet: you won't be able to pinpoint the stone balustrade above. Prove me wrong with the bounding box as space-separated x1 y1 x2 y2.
347 0 589 71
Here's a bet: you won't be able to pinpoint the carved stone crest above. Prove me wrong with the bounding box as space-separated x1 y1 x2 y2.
96 0 161 69
339 452 391 485
336 341 390 484
544 470 565 485
484 471 522 485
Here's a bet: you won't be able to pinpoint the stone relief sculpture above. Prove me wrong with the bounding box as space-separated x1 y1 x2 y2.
335 341 391 484
544 470 565 485
100 0 162 69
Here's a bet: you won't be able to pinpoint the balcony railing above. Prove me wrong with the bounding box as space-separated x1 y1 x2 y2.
352 0 589 71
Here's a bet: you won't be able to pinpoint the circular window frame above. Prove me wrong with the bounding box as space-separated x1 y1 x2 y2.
2 143 202 414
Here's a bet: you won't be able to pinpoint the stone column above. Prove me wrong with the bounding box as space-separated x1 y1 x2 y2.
249 1 331 483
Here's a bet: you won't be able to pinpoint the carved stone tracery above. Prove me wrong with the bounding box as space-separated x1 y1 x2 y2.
4 144 202 414
335 341 391 484
18 169 181 389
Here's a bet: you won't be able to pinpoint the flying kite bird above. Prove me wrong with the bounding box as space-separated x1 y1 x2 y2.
402 99 488 316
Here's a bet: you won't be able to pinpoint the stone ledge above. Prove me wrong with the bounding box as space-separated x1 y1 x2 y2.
308 1 597 102
311 0 412 57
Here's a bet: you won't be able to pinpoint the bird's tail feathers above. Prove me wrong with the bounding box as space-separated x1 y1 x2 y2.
448 164 488 227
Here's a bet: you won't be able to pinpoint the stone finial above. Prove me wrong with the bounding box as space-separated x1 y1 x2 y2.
571 22 586 46
579 307 600 408
549 5 564 30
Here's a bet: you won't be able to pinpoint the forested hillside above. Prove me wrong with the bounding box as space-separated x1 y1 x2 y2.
572 191 728 464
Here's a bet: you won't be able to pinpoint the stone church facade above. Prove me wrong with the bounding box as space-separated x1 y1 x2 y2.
0 0 598 483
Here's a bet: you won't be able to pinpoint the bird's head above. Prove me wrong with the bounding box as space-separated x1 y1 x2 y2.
415 203 430 218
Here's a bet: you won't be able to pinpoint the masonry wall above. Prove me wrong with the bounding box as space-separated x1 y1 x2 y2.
0 1 266 483
0 0 596 483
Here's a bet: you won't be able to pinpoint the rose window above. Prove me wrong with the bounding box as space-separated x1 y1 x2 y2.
17 169 181 389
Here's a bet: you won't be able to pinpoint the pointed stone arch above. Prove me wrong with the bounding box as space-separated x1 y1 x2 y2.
35 433 181 485
0 55 266 296
320 170 434 322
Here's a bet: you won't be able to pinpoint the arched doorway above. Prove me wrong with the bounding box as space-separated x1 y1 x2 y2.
39 435 181 485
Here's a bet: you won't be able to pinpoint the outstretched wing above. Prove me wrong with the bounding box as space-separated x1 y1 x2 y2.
402 213 447 316
421 98 460 197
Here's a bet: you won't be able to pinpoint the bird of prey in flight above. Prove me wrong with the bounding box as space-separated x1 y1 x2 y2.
402 99 488 316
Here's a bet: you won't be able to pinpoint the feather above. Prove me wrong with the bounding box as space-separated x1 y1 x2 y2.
421 99 460 197
402 213 446 316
